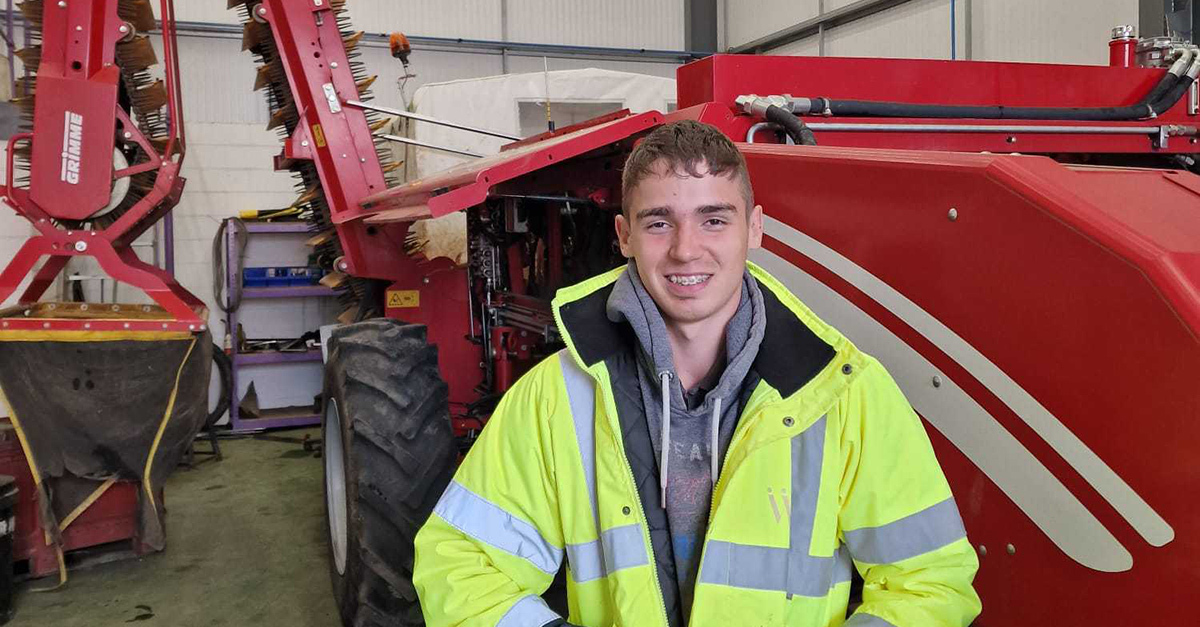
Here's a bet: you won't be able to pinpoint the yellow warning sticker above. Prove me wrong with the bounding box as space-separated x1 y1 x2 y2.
312 124 327 148
386 290 420 309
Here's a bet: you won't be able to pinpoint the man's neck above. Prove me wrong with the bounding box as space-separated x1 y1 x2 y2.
666 288 741 391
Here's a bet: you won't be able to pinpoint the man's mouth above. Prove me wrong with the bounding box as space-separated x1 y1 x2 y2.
667 274 712 286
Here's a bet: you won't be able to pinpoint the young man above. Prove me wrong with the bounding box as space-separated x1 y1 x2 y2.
414 120 981 627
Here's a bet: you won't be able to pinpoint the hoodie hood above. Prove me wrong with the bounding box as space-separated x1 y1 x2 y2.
605 261 766 500
605 261 765 412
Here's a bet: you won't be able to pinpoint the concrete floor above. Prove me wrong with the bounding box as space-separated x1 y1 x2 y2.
9 428 339 627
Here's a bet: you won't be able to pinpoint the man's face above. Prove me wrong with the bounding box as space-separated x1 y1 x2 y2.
616 160 763 330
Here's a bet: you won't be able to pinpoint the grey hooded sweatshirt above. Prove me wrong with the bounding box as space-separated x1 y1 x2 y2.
605 262 766 621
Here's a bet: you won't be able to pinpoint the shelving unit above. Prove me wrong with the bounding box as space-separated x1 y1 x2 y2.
225 221 336 433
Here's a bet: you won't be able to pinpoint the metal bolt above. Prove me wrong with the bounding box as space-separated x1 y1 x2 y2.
978 545 987 556
57 1 66 7
479 362 486 368
622 506 631 515
112 305 121 311
142 305 151 312
1006 543 1016 555
162 323 169 329
422 277 430 284
83 323 91 329
1006 136 1017 144
782 416 794 427
948 208 958 221
118 24 129 33
124 131 133 139
67 231 74 236
75 25 82 31
200 325 207 331
314 0 323 5
841 364 853 375
74 240 87 252
330 62 339 69
123 323 131 329
257 6 267 15
42 322 50 329
47 303 56 310
301 140 310 147
1 322 6 328
520 344 528 351
520 331 528 337
80 304 89 311
359 157 366 163
341 153 347 158
932 375 942 388
188 325 196 331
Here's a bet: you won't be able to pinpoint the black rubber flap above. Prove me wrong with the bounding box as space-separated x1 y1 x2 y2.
0 334 212 551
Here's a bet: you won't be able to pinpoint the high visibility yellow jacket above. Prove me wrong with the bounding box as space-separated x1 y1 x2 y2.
414 263 981 627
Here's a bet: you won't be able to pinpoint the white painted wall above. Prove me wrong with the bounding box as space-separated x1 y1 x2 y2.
724 0 1139 66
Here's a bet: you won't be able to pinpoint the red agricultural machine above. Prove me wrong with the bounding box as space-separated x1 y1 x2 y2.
231 3 1196 626
0 0 212 583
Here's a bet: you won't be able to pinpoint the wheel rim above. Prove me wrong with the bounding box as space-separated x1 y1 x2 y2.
324 399 349 576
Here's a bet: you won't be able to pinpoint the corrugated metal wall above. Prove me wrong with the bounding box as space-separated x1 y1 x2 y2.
181 0 682 48
725 0 1138 66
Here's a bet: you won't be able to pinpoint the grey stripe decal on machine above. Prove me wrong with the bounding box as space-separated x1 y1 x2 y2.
843 497 968 565
496 595 561 627
433 480 563 575
559 350 650 583
761 215 1172 553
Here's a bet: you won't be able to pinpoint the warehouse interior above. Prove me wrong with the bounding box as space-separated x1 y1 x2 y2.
0 0 1195 625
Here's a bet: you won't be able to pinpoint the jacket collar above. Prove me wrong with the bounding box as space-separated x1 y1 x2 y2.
551 262 837 399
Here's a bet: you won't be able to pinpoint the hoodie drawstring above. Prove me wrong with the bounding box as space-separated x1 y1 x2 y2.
659 371 723 507
659 371 671 509
710 396 721 484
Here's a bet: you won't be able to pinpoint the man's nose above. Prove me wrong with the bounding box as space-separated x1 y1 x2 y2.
669 223 702 262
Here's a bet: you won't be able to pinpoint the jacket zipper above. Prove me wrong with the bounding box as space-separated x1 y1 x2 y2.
604 389 672 627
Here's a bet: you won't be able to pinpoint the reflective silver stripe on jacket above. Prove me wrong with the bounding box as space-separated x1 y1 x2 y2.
843 612 900 627
700 416 852 597
700 413 969 598
496 594 561 627
843 496 968 565
433 480 563 575
559 350 651 583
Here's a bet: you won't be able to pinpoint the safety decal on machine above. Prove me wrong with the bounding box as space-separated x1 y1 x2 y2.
313 124 327 148
386 290 420 308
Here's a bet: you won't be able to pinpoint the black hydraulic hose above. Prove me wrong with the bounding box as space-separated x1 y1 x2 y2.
804 61 1192 122
764 104 818 145
207 346 232 429
213 217 247 314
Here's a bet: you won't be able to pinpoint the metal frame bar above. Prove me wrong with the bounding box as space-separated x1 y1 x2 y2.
0 0 198 333
730 0 916 54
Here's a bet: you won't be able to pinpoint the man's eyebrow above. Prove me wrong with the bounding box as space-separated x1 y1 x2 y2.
635 206 672 221
697 203 737 215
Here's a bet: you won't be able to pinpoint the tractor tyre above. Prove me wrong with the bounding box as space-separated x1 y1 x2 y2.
322 319 456 627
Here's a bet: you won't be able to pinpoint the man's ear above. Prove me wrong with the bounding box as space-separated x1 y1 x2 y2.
748 204 764 249
615 212 634 258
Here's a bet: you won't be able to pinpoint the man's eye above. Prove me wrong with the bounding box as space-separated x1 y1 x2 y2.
646 221 669 230
704 218 727 227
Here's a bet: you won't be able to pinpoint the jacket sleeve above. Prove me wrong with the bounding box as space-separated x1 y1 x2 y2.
836 357 982 627
414 358 567 627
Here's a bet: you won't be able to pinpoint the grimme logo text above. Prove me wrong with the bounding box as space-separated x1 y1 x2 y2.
60 111 83 185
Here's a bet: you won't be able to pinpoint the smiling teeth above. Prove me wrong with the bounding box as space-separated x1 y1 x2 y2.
669 275 710 286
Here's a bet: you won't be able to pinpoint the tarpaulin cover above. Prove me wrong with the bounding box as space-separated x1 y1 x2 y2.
0 334 211 552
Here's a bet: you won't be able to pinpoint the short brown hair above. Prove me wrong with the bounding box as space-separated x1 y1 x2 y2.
621 119 753 215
